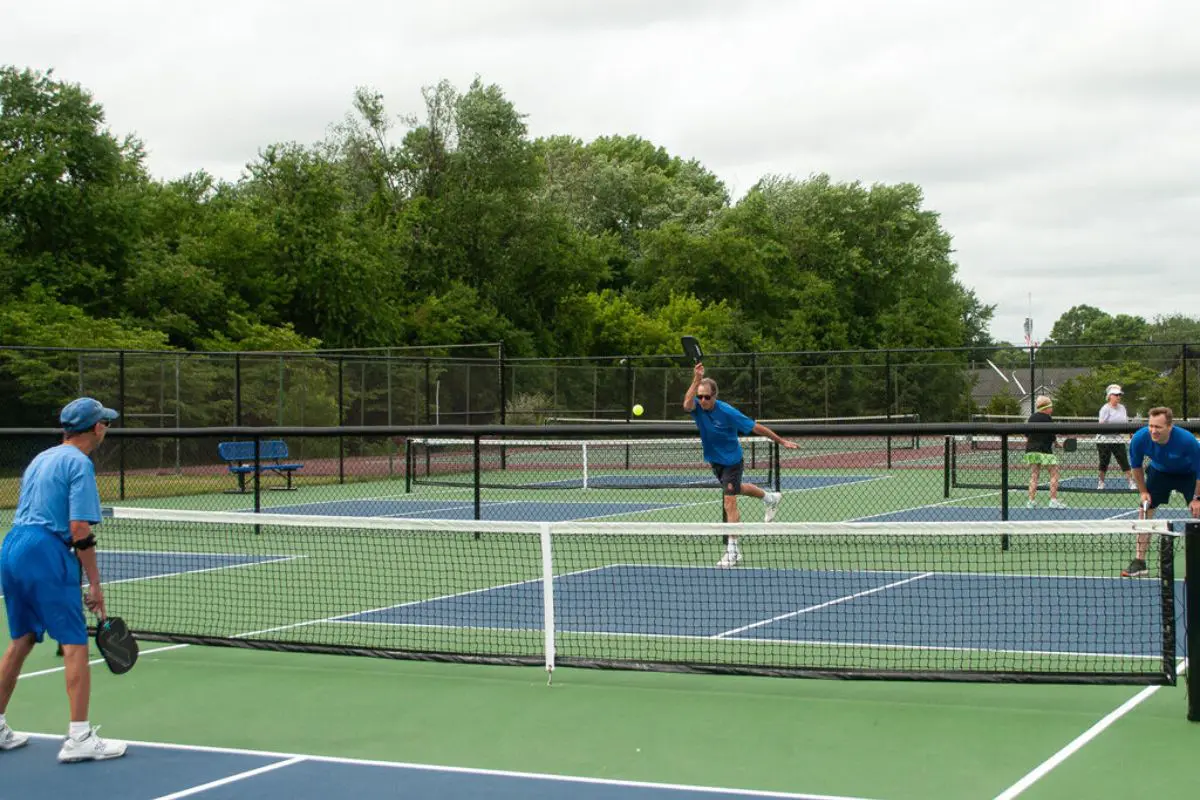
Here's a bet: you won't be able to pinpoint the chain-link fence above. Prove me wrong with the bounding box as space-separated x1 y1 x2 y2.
3 342 1197 431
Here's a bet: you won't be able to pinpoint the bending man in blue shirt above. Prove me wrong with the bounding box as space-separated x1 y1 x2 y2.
1122 406 1200 578
0 397 128 762
685 362 799 567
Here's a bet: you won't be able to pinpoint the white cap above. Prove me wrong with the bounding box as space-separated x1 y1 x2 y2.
1105 384 1123 396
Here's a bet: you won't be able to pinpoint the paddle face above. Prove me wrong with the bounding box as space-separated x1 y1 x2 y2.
681 336 704 364
1062 437 1078 453
95 617 138 674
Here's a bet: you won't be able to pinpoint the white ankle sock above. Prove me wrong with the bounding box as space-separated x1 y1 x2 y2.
69 721 90 740
0 713 7 728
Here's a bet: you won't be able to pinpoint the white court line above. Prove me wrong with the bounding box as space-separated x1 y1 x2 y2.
992 659 1189 800
849 491 1000 522
712 573 935 638
153 756 307 799
18 643 190 679
379 500 524 518
325 564 614 624
22 732 880 800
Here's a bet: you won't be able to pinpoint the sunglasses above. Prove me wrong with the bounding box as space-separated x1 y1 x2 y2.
696 394 714 400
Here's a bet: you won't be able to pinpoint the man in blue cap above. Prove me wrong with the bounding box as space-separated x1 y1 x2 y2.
0 397 127 762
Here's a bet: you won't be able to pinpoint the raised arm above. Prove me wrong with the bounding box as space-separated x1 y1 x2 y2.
752 422 799 449
682 362 705 411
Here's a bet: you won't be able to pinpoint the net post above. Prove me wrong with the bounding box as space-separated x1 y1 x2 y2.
1186 521 1199 722
473 434 482 523
581 442 589 490
540 522 556 685
404 438 412 494
1159 527 1176 684
253 434 262 536
773 440 781 493
1000 433 1010 548
943 436 951 498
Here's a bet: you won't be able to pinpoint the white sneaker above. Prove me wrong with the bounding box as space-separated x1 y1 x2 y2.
1026 500 1037 509
763 492 783 522
717 550 741 568
1049 498 1068 509
0 723 29 751
1097 480 1105 490
58 726 127 763
1128 480 1138 490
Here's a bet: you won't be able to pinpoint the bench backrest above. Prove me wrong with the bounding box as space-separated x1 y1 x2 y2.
218 440 290 462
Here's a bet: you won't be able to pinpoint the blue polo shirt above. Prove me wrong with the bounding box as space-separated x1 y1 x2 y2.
689 400 757 466
12 444 103 544
1129 426 1200 475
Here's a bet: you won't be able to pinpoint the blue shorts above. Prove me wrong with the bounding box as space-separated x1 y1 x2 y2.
1145 467 1198 510
0 526 87 645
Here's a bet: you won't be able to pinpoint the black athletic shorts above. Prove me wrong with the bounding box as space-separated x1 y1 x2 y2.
1145 466 1197 509
710 461 745 496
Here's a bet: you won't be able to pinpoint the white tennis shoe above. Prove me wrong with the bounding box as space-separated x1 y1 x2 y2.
0 723 29 751
763 492 783 522
717 550 742 568
58 726 127 763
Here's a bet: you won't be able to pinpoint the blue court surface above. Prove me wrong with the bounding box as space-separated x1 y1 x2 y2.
335 563 1184 658
5 735 842 800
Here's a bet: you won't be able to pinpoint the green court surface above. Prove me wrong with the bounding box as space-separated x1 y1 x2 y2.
3 442 1198 798
2 635 1196 799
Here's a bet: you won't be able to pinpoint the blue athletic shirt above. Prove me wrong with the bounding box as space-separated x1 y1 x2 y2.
689 400 757 466
1128 426 1200 475
12 444 103 544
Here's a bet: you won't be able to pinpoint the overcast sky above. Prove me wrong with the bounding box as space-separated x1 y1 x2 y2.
5 0 1198 343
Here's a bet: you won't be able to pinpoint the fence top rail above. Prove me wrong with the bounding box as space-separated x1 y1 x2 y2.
1 422 1196 439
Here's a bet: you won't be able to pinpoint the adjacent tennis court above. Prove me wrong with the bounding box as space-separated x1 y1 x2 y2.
2 431 1197 799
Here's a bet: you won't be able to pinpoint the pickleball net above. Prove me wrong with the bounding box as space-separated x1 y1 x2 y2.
94 507 1191 687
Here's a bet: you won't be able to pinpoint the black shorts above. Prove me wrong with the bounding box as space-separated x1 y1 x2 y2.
711 461 745 496
1145 467 1197 509
1097 443 1130 471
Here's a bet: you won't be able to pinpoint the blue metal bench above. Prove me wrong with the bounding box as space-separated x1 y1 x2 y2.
217 440 304 493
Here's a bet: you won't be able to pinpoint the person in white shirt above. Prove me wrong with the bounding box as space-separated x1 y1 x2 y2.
1096 384 1135 491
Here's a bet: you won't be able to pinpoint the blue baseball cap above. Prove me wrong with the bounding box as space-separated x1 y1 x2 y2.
60 397 120 433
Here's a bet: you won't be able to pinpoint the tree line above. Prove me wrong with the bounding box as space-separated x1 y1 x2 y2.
3 66 1197 426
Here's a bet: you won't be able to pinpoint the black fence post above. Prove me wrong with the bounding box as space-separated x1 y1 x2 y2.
1028 345 1036 407
473 434 482 525
1182 344 1190 422
337 357 345 484
253 433 262 515
624 357 634 422
424 358 432 425
234 353 242 426
943 435 951 499
498 342 507 470
1000 434 1010 547
118 350 126 501
885 350 893 469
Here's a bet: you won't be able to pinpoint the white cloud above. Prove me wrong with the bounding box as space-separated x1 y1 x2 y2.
4 0 1198 342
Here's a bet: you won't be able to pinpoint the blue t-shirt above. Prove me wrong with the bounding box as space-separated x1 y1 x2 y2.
689 399 757 466
12 444 103 544
1128 426 1200 475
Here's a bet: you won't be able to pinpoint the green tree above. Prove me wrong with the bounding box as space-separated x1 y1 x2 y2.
0 67 149 315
